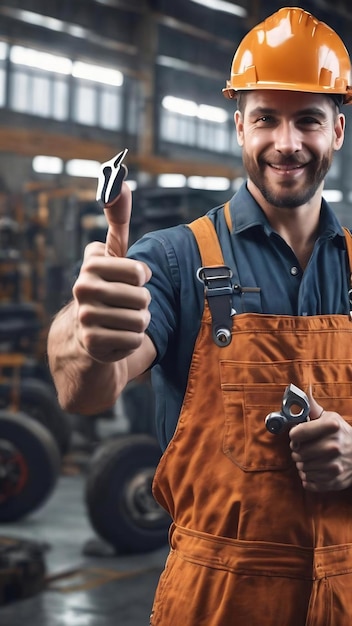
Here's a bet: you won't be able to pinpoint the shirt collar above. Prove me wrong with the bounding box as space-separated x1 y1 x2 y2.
229 181 345 244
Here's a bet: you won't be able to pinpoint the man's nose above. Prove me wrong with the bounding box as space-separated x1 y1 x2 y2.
274 121 302 154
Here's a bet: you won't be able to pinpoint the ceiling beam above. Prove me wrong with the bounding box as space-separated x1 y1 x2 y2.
0 126 243 179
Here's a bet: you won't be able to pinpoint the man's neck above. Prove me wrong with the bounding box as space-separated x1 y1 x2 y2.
248 182 322 270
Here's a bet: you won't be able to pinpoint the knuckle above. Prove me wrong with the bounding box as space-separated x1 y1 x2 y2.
73 272 94 296
331 461 343 477
135 261 146 281
141 287 151 308
77 303 95 326
80 328 97 354
133 311 150 333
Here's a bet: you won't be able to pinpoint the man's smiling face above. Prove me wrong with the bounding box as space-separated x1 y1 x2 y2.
235 90 345 210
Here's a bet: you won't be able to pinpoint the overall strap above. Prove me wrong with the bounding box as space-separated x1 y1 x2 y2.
188 213 226 266
188 207 232 346
343 227 352 285
343 227 352 316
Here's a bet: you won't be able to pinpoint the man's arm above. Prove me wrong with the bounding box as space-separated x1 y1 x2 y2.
47 174 157 414
47 298 156 414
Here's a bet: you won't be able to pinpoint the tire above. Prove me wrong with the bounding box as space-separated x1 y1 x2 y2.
0 410 61 521
0 378 72 456
85 434 170 554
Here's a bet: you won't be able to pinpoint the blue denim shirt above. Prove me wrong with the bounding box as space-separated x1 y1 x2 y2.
128 183 350 450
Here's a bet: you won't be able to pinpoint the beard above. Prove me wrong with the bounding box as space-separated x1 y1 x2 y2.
242 149 333 209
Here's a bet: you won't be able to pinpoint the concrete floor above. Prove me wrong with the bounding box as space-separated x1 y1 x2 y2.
0 468 169 625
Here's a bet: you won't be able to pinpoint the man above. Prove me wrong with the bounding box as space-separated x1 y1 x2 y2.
48 7 352 625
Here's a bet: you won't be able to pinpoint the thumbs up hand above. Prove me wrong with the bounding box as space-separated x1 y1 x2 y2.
289 388 352 492
72 150 153 365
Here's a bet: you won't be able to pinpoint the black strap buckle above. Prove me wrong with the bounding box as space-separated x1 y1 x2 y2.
197 265 233 347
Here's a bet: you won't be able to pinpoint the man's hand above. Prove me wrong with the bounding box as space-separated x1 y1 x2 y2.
289 391 352 492
72 173 152 364
47 153 156 414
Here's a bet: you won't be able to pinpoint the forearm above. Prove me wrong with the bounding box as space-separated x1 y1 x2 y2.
47 301 127 415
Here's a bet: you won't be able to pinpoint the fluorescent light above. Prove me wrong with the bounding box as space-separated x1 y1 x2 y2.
198 104 228 123
66 159 101 178
10 46 124 86
162 96 228 123
188 176 230 190
190 0 247 18
10 45 72 74
72 61 123 86
322 189 343 203
188 176 205 189
4 9 87 39
16 9 64 32
32 155 63 174
158 174 187 188
203 177 230 190
162 96 198 117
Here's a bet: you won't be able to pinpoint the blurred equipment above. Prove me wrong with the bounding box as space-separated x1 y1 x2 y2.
85 434 170 554
0 536 47 606
0 189 72 525
0 410 61 522
0 374 71 457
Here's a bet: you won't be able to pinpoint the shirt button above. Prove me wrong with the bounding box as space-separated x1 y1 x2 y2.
290 266 299 276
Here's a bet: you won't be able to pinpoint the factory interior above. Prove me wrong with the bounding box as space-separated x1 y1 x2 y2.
0 0 351 624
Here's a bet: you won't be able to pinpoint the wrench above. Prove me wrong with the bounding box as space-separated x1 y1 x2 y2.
265 383 310 435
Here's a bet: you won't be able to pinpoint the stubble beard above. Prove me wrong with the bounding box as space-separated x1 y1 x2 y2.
242 150 333 209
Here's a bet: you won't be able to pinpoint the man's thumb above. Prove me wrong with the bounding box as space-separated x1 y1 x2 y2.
104 181 132 258
307 386 325 420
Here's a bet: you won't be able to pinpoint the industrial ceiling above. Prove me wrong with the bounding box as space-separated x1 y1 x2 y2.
0 0 351 185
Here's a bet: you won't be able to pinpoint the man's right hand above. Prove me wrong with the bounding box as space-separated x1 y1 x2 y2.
72 179 153 364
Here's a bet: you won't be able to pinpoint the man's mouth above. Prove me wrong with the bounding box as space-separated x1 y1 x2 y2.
269 163 305 170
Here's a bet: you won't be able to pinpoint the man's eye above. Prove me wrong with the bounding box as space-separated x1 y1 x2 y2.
256 116 274 123
299 117 320 126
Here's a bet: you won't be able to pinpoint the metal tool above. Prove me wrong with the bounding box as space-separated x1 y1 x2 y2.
265 383 310 435
96 148 128 208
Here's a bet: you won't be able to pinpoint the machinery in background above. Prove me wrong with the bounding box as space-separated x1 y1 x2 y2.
0 183 231 557
0 191 71 526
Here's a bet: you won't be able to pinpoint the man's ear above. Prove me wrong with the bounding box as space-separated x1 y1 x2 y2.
334 112 345 151
234 110 244 147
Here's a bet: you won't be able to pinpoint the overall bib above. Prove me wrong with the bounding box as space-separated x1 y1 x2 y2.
150 207 352 626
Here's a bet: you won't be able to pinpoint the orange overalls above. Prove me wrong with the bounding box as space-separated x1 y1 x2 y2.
150 205 352 626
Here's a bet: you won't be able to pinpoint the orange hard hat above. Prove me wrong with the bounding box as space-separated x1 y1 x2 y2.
223 7 352 104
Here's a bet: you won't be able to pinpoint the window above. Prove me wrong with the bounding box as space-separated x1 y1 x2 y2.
100 88 122 130
9 67 70 119
160 95 232 154
73 82 97 126
72 79 123 129
6 44 125 130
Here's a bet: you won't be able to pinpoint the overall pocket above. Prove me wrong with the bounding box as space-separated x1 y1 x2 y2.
220 360 352 472
220 361 305 472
